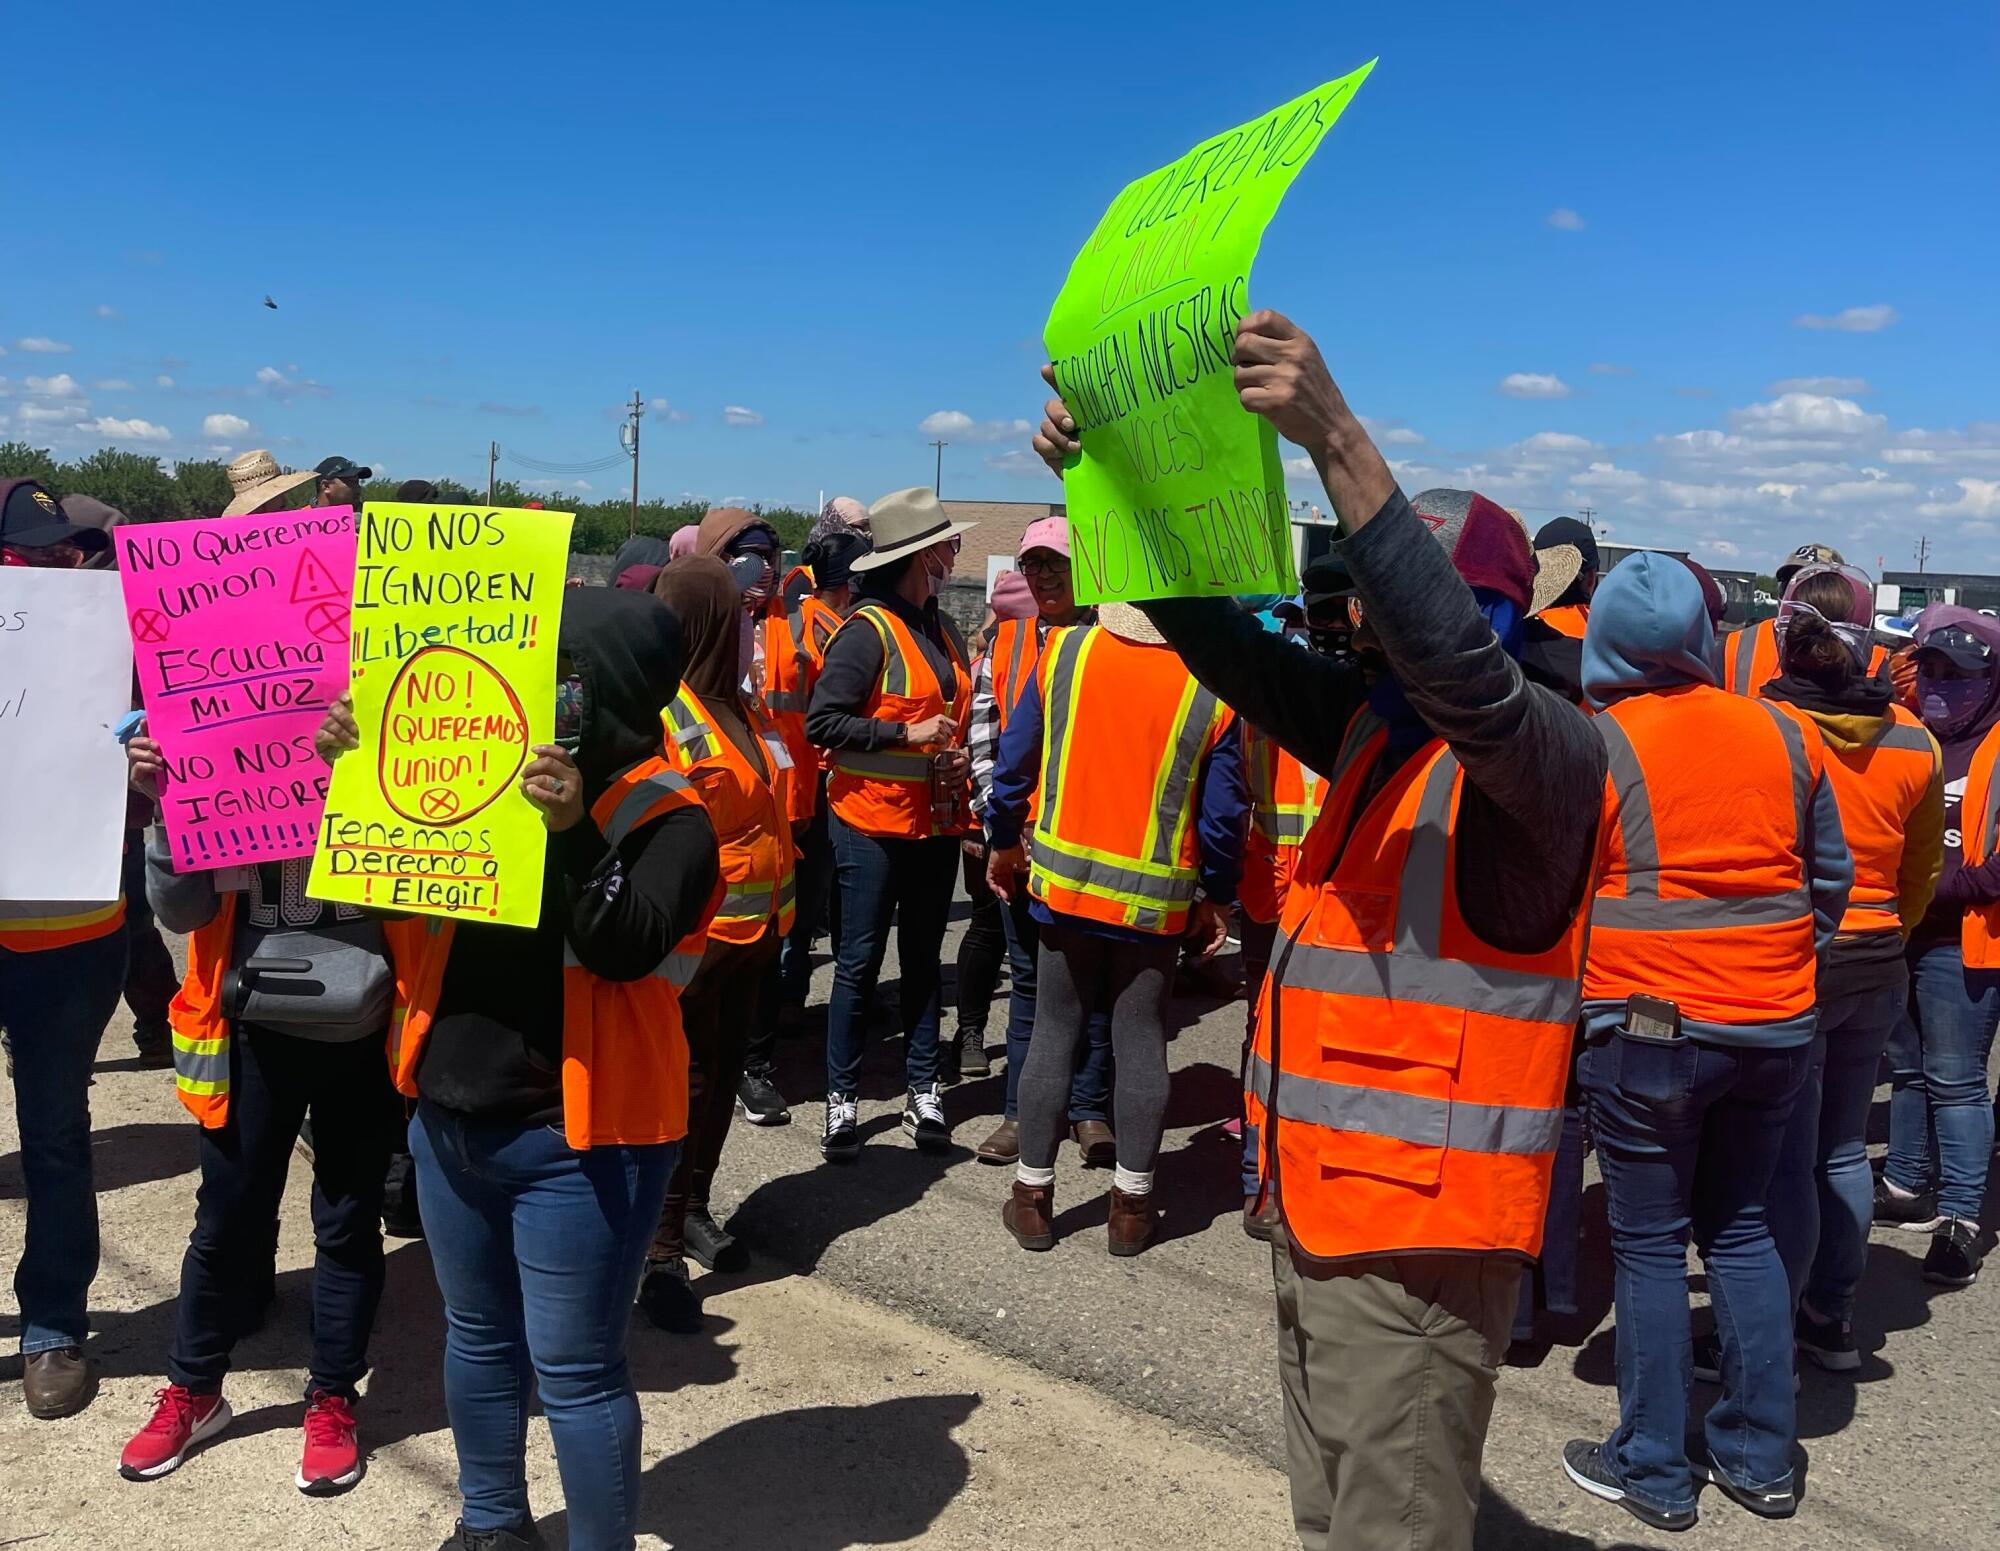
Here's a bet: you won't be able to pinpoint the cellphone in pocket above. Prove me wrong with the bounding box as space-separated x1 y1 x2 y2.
1622 994 1685 1045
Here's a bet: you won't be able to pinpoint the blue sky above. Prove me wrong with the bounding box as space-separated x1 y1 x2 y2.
6 1 1996 571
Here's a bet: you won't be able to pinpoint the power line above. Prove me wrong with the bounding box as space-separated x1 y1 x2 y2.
499 447 628 475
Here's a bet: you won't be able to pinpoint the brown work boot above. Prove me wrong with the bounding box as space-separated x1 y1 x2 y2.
23 1346 92 1419
1003 1180 1055 1251
1070 1119 1116 1167
1107 1187 1160 1257
1242 1192 1281 1244
975 1117 1020 1164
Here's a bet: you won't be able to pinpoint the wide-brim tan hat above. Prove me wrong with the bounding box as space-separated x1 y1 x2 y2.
1529 543 1586 617
1097 601 1168 645
850 486 977 571
222 449 315 517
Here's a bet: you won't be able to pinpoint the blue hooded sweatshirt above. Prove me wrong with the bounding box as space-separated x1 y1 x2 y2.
1580 553 1852 1049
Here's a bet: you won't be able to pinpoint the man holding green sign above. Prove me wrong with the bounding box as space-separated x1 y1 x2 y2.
1042 61 1374 604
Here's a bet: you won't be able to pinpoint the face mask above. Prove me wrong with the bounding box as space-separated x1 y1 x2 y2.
1919 673 1990 729
923 551 949 600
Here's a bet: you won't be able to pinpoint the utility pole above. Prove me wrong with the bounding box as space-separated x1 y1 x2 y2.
619 390 644 537
930 438 948 495
487 440 497 506
1915 534 1931 575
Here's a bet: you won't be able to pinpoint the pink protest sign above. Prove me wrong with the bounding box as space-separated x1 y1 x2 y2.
116 506 357 871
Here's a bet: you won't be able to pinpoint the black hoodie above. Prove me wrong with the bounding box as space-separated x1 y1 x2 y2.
418 590 720 1127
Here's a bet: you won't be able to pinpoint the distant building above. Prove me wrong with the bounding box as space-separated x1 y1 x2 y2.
1881 570 2000 615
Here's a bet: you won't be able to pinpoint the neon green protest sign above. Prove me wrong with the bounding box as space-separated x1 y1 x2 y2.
1044 62 1375 603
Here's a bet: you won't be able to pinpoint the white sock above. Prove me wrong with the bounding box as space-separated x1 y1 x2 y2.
1015 1164 1055 1188
1883 1179 1918 1201
1113 1165 1153 1196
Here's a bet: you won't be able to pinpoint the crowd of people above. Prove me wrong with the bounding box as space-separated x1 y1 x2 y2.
0 312 1994 1549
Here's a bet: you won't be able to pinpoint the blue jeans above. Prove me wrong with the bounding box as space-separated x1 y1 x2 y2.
1 930 125 1354
1581 1032 1811 1513
824 816 958 1095
998 883 1110 1123
412 1103 677 1550
1771 981 1902 1322
1886 941 2000 1222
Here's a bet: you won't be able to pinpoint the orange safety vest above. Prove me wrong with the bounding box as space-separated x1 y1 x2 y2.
1027 625 1231 937
989 616 1044 732
1248 711 1594 1261
661 684 797 942
826 603 971 839
1589 686 1824 1024
1804 706 1938 935
1240 723 1323 927
1538 602 1589 640
386 759 720 1149
1727 616 1887 695
0 897 126 953
1956 721 2000 967
762 593 844 823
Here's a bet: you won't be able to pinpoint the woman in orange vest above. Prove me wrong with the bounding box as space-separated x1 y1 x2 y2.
1880 605 2000 1289
639 557 797 1333
964 520 1112 1166
805 488 977 1161
0 479 125 1423
1758 565 1942 1369
322 588 720 1551
985 602 1243 1256
1721 541 1853 695
1529 516 1599 640
1571 553 1853 1530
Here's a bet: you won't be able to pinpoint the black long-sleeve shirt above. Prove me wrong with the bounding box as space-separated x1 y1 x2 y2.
416 802 719 1126
806 589 964 753
1142 488 1605 955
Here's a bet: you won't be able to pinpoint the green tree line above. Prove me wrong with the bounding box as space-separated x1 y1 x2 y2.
0 442 812 553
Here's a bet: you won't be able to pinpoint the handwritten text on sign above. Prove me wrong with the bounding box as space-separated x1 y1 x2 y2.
116 507 356 871
1043 63 1375 603
308 502 572 927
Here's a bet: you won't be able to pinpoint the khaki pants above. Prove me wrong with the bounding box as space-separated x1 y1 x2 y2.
1273 1242 1522 1551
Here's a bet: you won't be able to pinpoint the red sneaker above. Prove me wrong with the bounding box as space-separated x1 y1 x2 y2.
297 1389 362 1495
120 1385 232 1480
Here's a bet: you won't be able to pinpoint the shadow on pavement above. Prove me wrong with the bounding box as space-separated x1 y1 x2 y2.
1478 1479 1651 1548
0 1121 195 1200
537 1393 978 1551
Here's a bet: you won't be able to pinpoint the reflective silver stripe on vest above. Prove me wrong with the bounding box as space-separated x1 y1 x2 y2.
861 606 912 697
173 1045 229 1087
1730 625 1759 695
1875 722 1936 754
1278 934 1580 1024
1848 897 1901 914
1254 808 1312 846
834 747 931 780
765 690 807 714
1330 709 1383 790
564 939 701 986
602 770 695 844
1147 678 1223 870
1248 1054 1564 1156
1035 626 1091 818
663 698 717 763
1030 841 1188 916
721 886 776 916
1593 703 1811 933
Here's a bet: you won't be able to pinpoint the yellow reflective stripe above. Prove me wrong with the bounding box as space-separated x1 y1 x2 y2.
1034 827 1193 884
834 748 931 781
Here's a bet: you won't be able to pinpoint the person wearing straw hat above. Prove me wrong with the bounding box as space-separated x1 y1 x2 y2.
804 487 978 1161
220 450 316 518
984 599 1244 1256
1529 517 1598 639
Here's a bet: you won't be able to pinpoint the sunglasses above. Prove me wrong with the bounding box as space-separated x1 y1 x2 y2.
1018 553 1068 578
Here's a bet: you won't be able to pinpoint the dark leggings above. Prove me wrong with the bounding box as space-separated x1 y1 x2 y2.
654 932 776 1261
1017 920 1178 1173
956 845 1007 1033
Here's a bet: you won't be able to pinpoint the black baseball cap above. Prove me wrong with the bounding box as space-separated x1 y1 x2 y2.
315 456 373 482
1534 516 1600 572
0 478 110 553
1300 554 1355 612
1916 624 1992 673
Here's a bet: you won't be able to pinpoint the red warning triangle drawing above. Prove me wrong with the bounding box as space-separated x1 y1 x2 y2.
289 546 349 604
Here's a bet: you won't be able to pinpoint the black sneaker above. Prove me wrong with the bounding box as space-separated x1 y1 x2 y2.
903 1081 950 1152
637 1257 703 1334
737 1070 791 1127
958 1027 992 1079
1923 1218 1982 1287
1874 1175 1943 1232
1561 1439 1697 1532
1693 1453 1796 1519
439 1518 547 1550
1795 1303 1858 1372
382 1194 425 1241
684 1206 748 1273
822 1092 860 1162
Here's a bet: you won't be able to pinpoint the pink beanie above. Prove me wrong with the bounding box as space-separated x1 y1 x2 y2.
668 524 700 560
990 569 1036 620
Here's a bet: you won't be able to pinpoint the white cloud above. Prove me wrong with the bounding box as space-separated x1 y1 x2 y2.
26 373 84 399
1793 304 1898 333
1547 207 1586 232
86 416 171 442
1769 376 1869 396
1919 479 2000 520
1589 362 1635 377
1568 461 1649 492
1732 393 1885 437
1516 431 1595 454
18 402 75 425
155 374 175 388
987 449 1048 477
93 378 133 391
1379 427 1425 446
94 304 119 319
920 409 1031 443
1499 372 1572 400
255 366 286 384
15 337 72 353
254 364 330 402
1816 477 1917 505
202 412 251 439
647 398 691 423
722 405 764 427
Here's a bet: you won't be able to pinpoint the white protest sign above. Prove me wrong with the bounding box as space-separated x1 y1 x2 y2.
0 568 134 902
